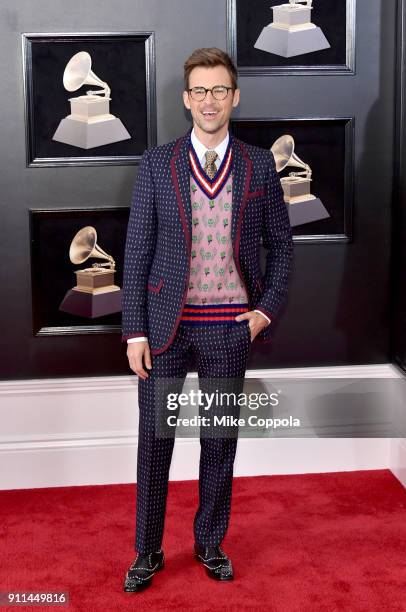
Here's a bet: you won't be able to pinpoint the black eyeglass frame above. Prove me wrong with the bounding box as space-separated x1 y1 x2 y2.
187 85 235 101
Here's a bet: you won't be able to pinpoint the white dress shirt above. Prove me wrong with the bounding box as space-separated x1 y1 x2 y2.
127 128 270 344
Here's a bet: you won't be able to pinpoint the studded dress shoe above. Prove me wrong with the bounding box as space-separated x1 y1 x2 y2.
194 543 234 581
123 549 164 592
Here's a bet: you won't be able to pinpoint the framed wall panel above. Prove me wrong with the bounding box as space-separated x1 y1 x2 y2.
29 207 129 336
22 32 156 167
392 0 406 374
231 117 354 243
227 0 356 75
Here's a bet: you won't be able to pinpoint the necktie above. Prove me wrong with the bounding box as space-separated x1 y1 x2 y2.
204 150 218 179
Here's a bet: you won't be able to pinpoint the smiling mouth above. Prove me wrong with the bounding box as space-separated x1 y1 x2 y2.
202 111 219 118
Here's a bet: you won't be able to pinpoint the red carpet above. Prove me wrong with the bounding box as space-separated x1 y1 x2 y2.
0 470 406 611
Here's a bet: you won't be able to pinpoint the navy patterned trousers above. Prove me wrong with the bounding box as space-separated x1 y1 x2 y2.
135 319 252 553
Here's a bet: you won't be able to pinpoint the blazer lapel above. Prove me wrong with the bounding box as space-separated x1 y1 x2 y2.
170 130 193 253
230 135 252 252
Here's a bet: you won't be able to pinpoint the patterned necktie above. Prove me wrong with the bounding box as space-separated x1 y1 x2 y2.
204 150 218 179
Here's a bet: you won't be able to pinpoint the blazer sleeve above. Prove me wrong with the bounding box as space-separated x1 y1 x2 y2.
121 150 157 342
254 150 294 324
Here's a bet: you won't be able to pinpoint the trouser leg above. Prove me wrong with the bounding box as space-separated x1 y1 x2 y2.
192 322 251 546
135 327 191 553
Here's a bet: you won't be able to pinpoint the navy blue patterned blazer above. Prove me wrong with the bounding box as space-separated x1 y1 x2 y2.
121 128 294 356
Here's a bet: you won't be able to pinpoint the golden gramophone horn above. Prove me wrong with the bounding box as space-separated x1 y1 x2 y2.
69 226 114 268
59 225 121 317
271 134 312 182
271 134 308 173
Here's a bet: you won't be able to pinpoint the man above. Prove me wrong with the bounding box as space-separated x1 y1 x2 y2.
121 47 293 592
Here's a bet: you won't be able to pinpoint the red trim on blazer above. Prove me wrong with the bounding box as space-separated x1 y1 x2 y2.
253 305 275 323
147 277 163 293
247 187 266 199
233 140 252 311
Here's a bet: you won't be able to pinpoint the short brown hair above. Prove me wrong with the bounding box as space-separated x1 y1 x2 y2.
184 47 238 91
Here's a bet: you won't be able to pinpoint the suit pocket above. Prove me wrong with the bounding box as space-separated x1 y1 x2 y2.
245 320 252 343
247 187 266 199
147 276 164 293
255 277 264 294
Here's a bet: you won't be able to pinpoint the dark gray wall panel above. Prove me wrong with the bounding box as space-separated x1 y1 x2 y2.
392 0 406 374
0 0 396 379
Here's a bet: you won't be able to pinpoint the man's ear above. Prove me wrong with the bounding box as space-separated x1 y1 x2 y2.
232 88 240 108
183 90 191 110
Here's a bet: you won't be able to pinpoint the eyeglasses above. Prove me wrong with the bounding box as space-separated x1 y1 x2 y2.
188 85 234 101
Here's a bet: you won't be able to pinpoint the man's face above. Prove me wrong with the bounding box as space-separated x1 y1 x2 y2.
183 65 240 136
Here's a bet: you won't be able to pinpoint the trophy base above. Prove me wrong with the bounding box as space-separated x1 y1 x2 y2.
72 284 121 295
52 116 131 149
254 24 330 57
272 4 312 27
286 197 330 227
59 288 122 318
69 95 112 118
74 268 118 292
281 176 313 201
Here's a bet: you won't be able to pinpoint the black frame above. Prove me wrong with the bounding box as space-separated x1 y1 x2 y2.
22 32 156 167
227 0 356 75
392 0 406 373
231 117 355 243
29 207 130 336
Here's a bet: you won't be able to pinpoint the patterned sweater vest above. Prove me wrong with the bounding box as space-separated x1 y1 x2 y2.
180 149 249 326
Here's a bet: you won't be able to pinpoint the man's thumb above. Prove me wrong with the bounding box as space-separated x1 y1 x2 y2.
144 348 152 369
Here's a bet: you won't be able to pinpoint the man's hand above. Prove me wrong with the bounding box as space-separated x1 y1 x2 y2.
235 311 269 341
127 341 152 380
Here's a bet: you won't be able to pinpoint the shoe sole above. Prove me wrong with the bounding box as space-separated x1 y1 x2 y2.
194 553 234 581
123 558 165 592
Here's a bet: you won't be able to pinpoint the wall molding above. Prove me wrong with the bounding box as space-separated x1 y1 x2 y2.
0 364 404 490
391 437 406 488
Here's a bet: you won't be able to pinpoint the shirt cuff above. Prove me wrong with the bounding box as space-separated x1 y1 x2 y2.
253 309 271 325
127 337 148 343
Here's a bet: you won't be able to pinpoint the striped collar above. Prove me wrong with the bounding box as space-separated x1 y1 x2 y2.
191 128 229 166
188 133 233 199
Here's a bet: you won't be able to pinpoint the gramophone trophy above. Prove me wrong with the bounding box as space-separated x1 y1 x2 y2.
254 0 330 58
52 51 131 149
59 226 122 318
271 134 329 227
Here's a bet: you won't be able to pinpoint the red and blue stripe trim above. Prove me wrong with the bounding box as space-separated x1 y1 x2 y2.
189 135 233 199
180 302 249 326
